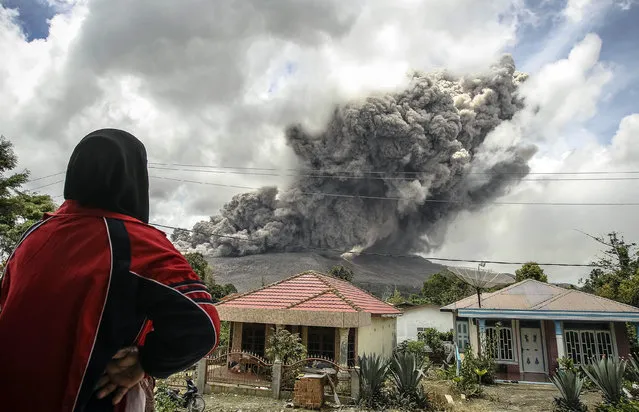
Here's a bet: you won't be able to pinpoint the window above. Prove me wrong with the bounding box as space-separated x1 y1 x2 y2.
485 325 514 362
348 329 356 367
307 327 335 360
241 323 266 357
456 321 470 351
416 327 428 340
565 328 614 364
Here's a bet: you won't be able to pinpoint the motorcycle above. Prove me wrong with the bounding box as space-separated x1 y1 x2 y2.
156 377 205 412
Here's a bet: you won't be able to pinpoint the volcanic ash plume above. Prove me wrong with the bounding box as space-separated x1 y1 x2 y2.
176 55 535 257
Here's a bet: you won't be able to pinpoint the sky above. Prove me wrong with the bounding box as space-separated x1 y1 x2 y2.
1 0 639 284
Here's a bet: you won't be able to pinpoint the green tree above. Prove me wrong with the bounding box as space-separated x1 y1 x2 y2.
515 262 548 282
419 271 474 306
328 265 354 282
209 283 238 302
0 136 56 260
183 252 236 302
265 327 306 364
386 287 405 305
183 252 213 281
581 232 639 307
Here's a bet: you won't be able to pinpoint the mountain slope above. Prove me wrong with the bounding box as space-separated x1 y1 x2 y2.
206 252 444 297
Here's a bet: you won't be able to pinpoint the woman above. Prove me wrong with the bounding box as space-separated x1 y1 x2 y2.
0 129 219 411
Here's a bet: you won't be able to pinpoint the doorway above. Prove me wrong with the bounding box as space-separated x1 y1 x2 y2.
520 327 545 373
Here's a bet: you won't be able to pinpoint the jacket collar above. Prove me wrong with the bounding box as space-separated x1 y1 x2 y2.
47 200 144 224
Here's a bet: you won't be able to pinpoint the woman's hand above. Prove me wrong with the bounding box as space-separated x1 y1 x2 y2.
95 347 145 405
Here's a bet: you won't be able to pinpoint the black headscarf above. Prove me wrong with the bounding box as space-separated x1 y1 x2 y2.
64 129 150 223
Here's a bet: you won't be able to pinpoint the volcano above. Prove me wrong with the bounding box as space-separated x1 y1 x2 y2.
205 251 444 297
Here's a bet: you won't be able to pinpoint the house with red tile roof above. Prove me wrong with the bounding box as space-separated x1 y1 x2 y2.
441 279 639 383
215 270 402 366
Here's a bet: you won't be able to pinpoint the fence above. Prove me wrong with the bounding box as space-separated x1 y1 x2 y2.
281 356 352 397
162 364 197 390
205 351 273 389
165 352 359 401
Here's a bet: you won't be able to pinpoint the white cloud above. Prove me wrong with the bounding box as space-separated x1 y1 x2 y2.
1 0 529 220
1 1 638 284
563 0 597 22
563 0 636 22
438 35 639 284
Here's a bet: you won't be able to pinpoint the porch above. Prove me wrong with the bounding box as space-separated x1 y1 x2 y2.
454 316 634 382
443 279 639 382
229 322 358 367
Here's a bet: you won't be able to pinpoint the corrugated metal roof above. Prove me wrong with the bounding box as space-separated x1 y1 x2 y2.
441 279 639 313
217 270 402 315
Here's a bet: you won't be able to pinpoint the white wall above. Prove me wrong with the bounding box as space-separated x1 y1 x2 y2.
396 306 454 344
358 316 397 359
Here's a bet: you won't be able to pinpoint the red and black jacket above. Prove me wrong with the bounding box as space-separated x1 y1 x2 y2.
0 201 220 411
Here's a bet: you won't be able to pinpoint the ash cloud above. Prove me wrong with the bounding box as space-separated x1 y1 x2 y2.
176 56 536 256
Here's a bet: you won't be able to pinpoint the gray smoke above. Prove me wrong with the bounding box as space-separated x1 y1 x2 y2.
176 55 535 257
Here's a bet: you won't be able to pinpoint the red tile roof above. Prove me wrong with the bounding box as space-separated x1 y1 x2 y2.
217 271 401 315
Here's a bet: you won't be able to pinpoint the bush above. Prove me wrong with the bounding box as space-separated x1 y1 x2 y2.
418 328 447 362
452 346 496 398
396 339 430 368
328 265 354 282
595 399 639 411
439 329 454 342
265 328 306 364
558 357 595 390
154 381 180 412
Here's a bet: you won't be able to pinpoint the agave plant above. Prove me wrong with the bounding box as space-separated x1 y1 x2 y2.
551 369 587 412
582 357 627 405
389 352 429 408
358 353 390 407
628 353 639 383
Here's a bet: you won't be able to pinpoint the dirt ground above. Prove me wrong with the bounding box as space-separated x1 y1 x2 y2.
203 383 603 412
203 393 315 412
451 383 602 412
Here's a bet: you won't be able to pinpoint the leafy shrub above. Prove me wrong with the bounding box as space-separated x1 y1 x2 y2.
265 328 306 364
558 357 595 390
358 354 390 409
583 357 627 406
154 381 180 412
551 369 588 412
559 357 579 373
396 339 430 368
451 346 496 398
594 399 639 412
328 265 354 282
418 328 447 362
389 352 430 410
465 346 496 385
439 329 454 342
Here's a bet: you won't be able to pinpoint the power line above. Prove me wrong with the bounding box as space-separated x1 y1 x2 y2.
150 222 598 268
25 171 65 183
148 162 639 177
27 180 64 192
150 175 639 206
149 165 639 182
